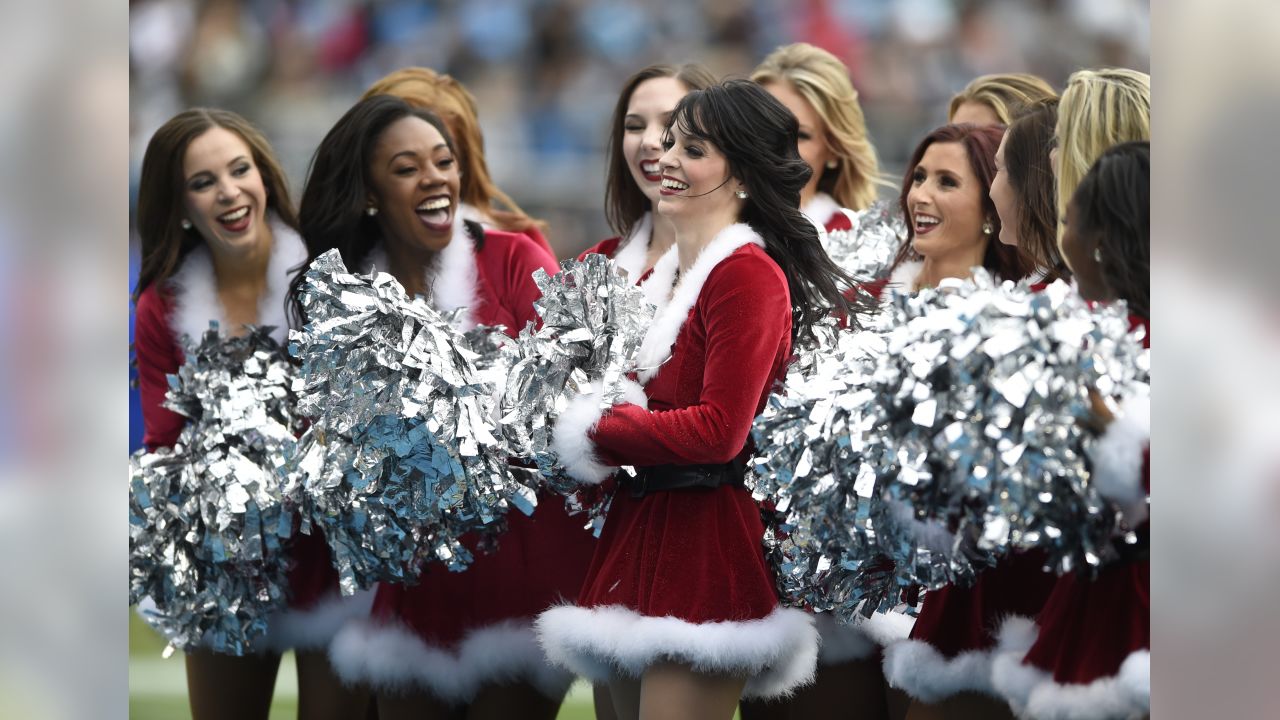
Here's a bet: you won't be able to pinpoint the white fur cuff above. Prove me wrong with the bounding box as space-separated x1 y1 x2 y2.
535 604 818 699
1089 394 1151 525
551 379 648 485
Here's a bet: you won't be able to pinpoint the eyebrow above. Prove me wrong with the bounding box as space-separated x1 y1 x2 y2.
388 144 449 165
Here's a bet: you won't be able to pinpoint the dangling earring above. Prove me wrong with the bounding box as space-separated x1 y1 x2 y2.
1093 247 1103 262
735 189 748 199
366 206 379 216
181 219 192 230
982 221 993 235
825 159 838 170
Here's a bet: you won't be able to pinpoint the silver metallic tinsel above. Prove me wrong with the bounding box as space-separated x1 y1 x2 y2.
494 253 655 534
286 249 534 595
751 271 1149 621
823 200 908 280
129 324 303 655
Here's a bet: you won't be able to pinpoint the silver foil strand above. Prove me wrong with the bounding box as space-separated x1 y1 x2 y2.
823 199 908 280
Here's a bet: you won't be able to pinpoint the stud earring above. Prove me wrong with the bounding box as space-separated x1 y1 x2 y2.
735 189 748 199
181 219 192 230
825 159 838 170
366 206 379 216
982 221 993 235
1094 247 1103 262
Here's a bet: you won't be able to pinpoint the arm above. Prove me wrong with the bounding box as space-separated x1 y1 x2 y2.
133 288 186 450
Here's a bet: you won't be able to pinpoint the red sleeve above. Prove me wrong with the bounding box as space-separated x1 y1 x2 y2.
494 230 561 332
134 286 186 450
590 253 792 466
519 223 557 258
576 237 622 262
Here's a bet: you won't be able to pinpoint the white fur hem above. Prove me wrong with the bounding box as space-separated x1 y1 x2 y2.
550 379 649 484
859 610 918 648
883 636 1003 701
993 641 1148 717
1089 394 1151 525
814 613 876 663
535 604 818 699
329 617 574 703
263 589 376 652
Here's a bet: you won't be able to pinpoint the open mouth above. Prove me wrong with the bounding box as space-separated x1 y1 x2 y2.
216 206 252 233
914 213 940 236
660 176 690 196
640 160 662 182
416 195 453 232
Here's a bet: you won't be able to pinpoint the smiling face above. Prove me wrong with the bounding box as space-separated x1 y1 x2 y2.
655 121 739 224
622 76 689 209
989 133 1018 246
761 80 831 206
182 126 270 255
367 116 461 254
906 141 989 260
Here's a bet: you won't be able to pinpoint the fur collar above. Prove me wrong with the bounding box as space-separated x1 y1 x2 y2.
886 259 924 296
363 221 480 331
802 192 841 230
633 223 765 383
168 215 308 345
611 212 653 284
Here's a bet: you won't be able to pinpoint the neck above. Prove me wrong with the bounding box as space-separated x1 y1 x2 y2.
208 224 273 292
384 237 439 299
800 184 818 210
649 213 677 262
671 210 740 274
915 243 987 290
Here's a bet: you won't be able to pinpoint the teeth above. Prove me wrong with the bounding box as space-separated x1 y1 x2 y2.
417 197 451 211
218 207 249 222
641 161 660 174
662 178 689 191
916 214 940 226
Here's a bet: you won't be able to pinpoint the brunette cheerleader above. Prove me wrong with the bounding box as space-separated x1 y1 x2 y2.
285 94 575 720
537 80 867 720
133 108 369 720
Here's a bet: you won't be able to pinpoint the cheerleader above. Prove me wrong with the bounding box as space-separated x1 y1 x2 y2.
132 109 369 720
993 141 1151 720
537 80 866 720
580 63 715 281
948 73 1056 127
744 41 901 720
751 42 886 235
362 67 555 256
990 99 1071 284
875 122 1041 720
286 95 573 719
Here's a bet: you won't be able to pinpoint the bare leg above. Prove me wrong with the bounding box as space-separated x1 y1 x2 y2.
376 687 463 720
594 682 621 720
886 684 912 720
467 681 565 720
639 661 746 720
295 649 371 720
184 649 281 720
791 657 889 719
738 694 790 720
905 692 1016 720
608 674 642 720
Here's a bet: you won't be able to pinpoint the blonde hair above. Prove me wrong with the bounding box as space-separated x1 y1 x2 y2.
1055 68 1150 242
363 67 545 235
949 73 1057 125
751 42 886 211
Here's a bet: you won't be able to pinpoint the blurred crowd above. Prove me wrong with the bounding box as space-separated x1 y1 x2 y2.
130 0 1149 258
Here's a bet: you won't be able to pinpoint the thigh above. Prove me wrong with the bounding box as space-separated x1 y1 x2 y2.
639 662 746 720
905 692 1016 720
467 681 564 720
184 649 281 720
594 682 622 720
608 675 642 720
376 687 463 720
788 658 889 720
295 649 371 720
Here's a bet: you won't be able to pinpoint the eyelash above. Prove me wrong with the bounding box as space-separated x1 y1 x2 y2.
798 131 812 141
189 165 251 191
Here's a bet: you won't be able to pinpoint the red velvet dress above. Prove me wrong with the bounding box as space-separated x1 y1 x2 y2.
992 317 1151 719
329 224 597 703
133 220 364 652
536 223 819 700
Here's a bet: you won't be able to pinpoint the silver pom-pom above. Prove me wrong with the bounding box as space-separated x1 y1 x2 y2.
752 271 1150 621
823 200 908 280
129 324 303 655
287 249 534 595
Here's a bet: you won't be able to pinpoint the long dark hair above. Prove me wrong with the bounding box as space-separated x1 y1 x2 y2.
286 94 457 325
891 123 1033 281
604 63 715 239
133 108 299 301
1005 99 1069 281
667 79 870 343
1072 141 1149 319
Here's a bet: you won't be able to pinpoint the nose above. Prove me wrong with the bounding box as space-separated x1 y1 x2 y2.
641 125 662 154
658 144 678 172
420 163 447 187
215 177 240 203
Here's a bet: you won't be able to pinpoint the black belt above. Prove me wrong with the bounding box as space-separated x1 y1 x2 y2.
625 456 749 498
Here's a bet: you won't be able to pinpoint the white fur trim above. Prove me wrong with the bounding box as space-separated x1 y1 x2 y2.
535 604 817 699
883 634 1004 701
458 201 490 227
169 215 308 345
993 644 1149 719
814 613 876 663
633 223 765 383
329 617 574 703
617 377 650 410
363 221 479 331
550 383 615 485
990 615 1042 714
611 212 653 284
802 192 857 237
1089 394 1151 525
885 259 924 297
859 610 918 648
263 588 376 652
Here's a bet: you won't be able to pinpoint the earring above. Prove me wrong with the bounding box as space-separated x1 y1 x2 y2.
735 189 748 199
366 206 379 216
982 221 993 235
1094 247 1103 262
181 219 192 230
825 159 838 170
